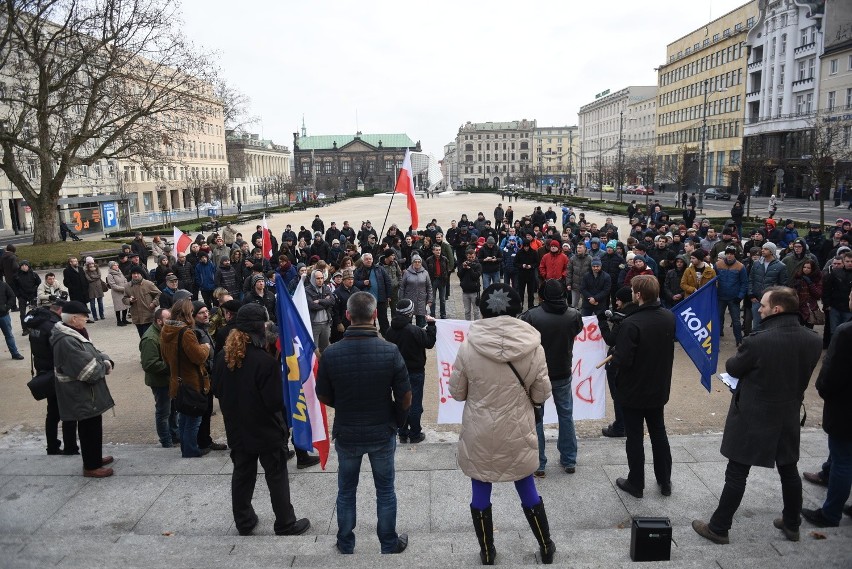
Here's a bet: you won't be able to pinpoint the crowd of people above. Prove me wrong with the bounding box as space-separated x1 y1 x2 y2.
1 195 850 558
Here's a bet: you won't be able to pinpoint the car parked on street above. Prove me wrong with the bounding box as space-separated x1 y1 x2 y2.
704 188 731 200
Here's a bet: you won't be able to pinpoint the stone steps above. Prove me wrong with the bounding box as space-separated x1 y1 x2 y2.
1 526 850 568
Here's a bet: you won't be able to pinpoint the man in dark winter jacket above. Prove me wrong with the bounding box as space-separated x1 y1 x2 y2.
580 258 610 316
316 292 411 555
716 246 749 346
610 275 675 499
515 239 539 310
457 249 483 320
693 286 822 545
823 251 852 332
520 280 584 477
385 298 436 445
800 288 852 527
214 257 240 297
13 260 41 330
24 299 77 452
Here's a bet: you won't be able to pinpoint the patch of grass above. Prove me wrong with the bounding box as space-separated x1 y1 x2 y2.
16 240 129 269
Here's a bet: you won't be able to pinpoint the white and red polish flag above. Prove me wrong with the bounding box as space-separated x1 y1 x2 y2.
394 150 419 230
262 215 273 260
172 227 192 255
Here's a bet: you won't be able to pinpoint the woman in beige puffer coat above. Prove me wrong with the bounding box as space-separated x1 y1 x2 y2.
449 283 555 566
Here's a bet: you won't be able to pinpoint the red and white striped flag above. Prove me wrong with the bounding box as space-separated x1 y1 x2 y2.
172 227 192 256
262 216 273 260
394 150 419 230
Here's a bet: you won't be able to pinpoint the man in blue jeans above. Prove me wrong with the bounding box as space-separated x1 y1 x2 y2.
519 279 584 477
316 292 411 554
384 298 437 444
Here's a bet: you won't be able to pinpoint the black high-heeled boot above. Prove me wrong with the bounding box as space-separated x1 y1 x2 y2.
470 505 496 565
523 498 556 564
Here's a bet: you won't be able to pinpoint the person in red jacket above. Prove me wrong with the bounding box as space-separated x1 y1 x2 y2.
539 240 568 284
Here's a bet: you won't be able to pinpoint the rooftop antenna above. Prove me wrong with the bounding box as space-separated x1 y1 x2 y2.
301 115 306 137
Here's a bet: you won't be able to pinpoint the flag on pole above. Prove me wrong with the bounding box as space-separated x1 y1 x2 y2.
274 273 330 469
672 277 720 392
261 216 273 260
172 227 192 256
394 149 419 230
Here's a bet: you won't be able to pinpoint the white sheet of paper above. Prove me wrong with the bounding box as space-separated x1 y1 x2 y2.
718 373 739 390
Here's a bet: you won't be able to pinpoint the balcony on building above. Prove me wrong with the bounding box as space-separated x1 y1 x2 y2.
791 77 814 93
794 42 815 58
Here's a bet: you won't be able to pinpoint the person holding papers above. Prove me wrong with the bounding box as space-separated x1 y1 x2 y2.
693 286 822 544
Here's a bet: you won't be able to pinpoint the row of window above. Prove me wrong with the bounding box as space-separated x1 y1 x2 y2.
663 41 746 85
300 160 403 176
656 120 741 147
463 141 529 152
122 165 226 182
826 88 852 111
658 95 742 127
462 164 530 174
461 132 531 140
659 69 742 108
464 153 529 162
828 55 852 75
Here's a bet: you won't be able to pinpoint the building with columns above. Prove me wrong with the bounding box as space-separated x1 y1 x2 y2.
292 129 418 194
743 0 826 197
578 86 656 189
226 132 291 206
655 1 756 195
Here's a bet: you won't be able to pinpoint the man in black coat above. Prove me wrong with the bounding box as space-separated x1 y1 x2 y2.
693 286 822 544
800 288 852 527
316 291 411 555
24 299 77 451
519 279 584 477
610 275 675 499
384 298 436 445
212 303 310 537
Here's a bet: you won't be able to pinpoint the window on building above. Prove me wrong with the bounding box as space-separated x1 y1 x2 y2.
828 91 836 110
322 162 331 174
341 161 350 173
798 61 806 80
847 88 852 108
796 95 804 115
747 17 755 28
314 163 320 175
849 54 852 70
801 27 809 46
806 93 813 113
781 34 786 54
730 149 741 165
830 59 838 75
780 64 785 84
808 58 815 78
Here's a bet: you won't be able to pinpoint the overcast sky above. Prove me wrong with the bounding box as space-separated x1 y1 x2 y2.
181 0 749 157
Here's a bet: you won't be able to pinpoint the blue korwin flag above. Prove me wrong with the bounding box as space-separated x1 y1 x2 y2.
672 277 719 392
274 273 314 452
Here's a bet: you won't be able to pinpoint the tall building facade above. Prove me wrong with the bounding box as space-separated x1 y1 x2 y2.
817 0 852 193
291 130 418 194
533 125 579 189
743 0 826 197
623 95 658 186
226 132 291 206
441 141 458 189
655 1 757 195
578 86 657 188
455 120 536 188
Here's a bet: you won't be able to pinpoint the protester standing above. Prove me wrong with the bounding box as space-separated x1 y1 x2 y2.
519 279 584 478
139 308 177 448
316 292 411 554
51 301 115 477
450 283 555 564
693 286 822 544
610 275 675 499
213 303 311 537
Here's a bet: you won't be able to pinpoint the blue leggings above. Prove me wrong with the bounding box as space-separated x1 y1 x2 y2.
471 475 540 510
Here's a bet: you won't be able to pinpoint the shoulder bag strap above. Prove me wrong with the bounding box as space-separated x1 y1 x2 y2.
507 361 536 408
176 327 187 382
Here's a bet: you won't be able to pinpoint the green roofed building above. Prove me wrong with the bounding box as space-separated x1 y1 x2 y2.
292 124 420 194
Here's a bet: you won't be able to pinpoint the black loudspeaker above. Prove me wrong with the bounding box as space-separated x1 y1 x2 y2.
630 516 672 562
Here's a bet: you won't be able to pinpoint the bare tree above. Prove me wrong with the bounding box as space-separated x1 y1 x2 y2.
806 113 852 228
213 75 257 136
0 0 217 244
209 170 230 217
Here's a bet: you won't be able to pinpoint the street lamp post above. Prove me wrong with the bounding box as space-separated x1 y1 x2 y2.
697 79 727 214
617 111 624 202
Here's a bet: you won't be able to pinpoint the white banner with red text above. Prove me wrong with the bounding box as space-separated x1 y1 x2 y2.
435 317 607 424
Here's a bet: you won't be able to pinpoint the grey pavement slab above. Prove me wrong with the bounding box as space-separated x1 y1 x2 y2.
134 474 233 536
39 474 172 535
0 475 87 533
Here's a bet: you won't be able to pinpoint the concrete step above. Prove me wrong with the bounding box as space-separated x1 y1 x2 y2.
1 527 850 568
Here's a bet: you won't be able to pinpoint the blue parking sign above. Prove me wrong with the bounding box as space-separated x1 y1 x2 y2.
102 202 118 228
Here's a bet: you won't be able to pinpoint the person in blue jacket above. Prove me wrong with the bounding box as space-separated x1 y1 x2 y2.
714 246 749 346
194 252 218 308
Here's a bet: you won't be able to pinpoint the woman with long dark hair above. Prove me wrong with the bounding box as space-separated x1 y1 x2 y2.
790 259 823 328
